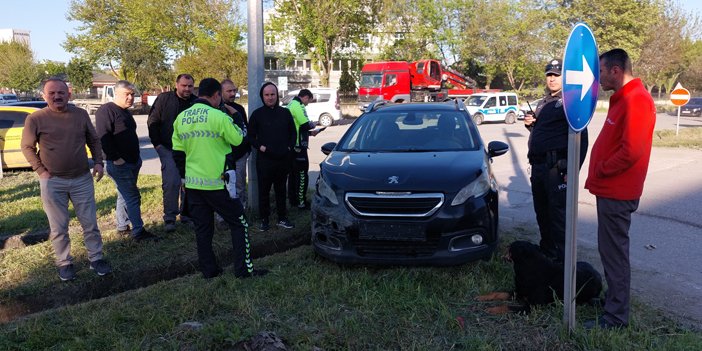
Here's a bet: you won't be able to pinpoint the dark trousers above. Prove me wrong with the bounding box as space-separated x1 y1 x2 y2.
530 162 567 260
596 196 639 326
186 188 253 278
288 156 309 207
257 157 289 221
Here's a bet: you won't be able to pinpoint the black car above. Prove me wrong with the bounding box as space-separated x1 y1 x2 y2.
311 100 509 265
680 97 702 117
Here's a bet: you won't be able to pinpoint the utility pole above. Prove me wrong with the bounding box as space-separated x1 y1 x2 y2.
247 0 265 214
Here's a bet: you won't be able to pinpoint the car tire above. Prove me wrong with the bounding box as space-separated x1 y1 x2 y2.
504 112 516 124
473 113 484 125
319 113 334 127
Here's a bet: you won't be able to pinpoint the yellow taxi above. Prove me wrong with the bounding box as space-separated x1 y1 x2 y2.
0 105 37 169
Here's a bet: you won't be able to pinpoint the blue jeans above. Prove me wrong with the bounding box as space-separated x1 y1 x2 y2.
107 159 144 237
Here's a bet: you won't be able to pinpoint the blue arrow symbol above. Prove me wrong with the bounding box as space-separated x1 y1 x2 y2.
565 55 594 101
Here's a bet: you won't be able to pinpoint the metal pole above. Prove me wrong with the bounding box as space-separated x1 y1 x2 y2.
247 0 265 215
676 106 681 136
563 129 581 331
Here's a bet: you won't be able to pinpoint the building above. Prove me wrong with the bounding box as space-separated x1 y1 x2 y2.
0 28 31 46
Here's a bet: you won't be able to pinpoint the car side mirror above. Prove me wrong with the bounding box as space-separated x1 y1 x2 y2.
321 142 337 155
488 141 509 158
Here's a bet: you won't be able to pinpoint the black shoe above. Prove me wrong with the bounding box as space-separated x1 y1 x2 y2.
89 259 113 276
58 264 76 281
164 221 176 233
134 230 160 242
236 268 270 279
259 219 270 232
203 267 224 279
277 219 295 229
584 317 626 330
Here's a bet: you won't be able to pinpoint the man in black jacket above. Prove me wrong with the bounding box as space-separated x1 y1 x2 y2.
524 59 588 261
96 80 158 242
147 74 197 232
221 79 250 209
248 82 296 231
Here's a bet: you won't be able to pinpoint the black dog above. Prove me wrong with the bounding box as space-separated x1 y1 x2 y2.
477 240 602 314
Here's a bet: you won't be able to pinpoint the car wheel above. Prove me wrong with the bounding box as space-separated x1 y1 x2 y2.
505 112 516 124
473 113 484 125
319 113 334 127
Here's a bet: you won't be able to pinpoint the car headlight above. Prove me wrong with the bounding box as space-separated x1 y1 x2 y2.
451 165 491 206
317 176 339 205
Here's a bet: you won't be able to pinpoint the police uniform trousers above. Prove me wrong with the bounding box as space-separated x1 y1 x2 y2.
186 188 253 278
529 161 567 260
288 149 309 208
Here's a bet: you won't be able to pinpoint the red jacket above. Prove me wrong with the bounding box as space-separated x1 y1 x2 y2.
585 78 656 200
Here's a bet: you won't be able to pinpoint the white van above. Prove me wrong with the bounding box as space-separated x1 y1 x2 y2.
0 94 19 105
463 92 520 125
281 87 342 127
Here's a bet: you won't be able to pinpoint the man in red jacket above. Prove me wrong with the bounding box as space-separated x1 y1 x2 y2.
584 49 656 330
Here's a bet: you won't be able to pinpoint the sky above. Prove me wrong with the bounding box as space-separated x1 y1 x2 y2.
1 0 702 63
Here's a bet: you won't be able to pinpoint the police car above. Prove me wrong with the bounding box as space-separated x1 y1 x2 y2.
463 92 520 125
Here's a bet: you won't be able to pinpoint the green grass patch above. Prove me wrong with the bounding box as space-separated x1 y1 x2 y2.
0 245 699 350
653 128 702 149
0 171 311 320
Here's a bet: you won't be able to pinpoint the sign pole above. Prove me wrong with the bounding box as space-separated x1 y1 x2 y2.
563 129 581 329
676 106 681 136
670 82 690 137
561 22 599 332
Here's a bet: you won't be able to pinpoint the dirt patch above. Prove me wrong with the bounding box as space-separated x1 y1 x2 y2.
0 230 311 323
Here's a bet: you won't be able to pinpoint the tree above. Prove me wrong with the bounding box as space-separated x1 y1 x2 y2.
269 0 381 86
64 0 243 90
338 65 356 96
66 58 94 94
38 60 67 81
0 41 40 93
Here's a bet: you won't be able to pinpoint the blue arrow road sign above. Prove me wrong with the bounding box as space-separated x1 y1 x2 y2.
562 23 599 132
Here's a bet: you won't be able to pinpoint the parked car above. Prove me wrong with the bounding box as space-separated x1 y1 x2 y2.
680 97 702 117
311 100 509 265
281 87 342 127
463 92 519 125
0 94 19 105
0 106 36 169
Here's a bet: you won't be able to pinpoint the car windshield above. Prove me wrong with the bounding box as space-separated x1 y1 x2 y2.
465 95 487 107
337 110 480 152
360 73 383 88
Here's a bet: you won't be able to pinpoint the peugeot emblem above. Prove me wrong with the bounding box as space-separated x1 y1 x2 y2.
388 176 399 184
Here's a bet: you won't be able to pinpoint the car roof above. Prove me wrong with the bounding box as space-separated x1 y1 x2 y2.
0 105 40 113
372 101 465 113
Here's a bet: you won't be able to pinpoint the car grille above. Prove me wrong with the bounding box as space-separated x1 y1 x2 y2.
353 236 441 258
357 95 379 103
345 192 444 217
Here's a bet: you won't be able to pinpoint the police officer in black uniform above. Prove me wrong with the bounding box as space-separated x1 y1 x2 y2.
524 58 588 261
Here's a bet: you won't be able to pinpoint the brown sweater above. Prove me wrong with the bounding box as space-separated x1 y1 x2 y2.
21 106 103 178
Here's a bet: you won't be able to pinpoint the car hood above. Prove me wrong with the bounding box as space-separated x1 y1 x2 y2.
321 151 485 193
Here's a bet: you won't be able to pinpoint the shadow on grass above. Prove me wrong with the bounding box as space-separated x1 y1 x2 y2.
0 208 312 324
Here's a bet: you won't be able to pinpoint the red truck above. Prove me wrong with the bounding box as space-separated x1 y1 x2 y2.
357 59 495 109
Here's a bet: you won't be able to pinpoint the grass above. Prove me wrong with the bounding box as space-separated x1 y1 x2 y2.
0 245 700 350
1 171 701 350
0 171 311 320
652 128 702 149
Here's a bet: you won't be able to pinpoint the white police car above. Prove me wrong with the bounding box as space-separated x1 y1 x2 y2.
464 92 520 125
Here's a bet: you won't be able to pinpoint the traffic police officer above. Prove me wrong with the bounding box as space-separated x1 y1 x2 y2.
172 78 267 279
524 59 589 261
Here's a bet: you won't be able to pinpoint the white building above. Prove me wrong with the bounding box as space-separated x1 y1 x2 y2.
0 28 31 46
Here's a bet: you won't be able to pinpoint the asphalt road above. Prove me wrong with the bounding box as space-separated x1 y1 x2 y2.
133 111 702 328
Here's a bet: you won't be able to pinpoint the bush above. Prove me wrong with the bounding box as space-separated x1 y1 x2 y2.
339 66 356 96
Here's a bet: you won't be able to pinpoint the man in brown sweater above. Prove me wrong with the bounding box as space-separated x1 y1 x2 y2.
21 78 112 281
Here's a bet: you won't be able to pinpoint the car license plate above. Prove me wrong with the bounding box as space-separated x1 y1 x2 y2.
358 222 426 241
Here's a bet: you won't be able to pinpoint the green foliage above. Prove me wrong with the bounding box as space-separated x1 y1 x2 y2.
269 0 381 86
37 60 67 81
66 58 94 94
0 42 40 93
64 0 245 91
338 66 356 95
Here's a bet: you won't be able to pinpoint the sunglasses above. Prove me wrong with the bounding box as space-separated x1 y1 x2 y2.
545 63 562 72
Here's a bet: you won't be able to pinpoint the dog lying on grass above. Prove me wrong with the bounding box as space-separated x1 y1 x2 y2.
477 240 603 314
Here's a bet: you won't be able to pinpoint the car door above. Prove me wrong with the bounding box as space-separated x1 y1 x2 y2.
0 109 31 169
